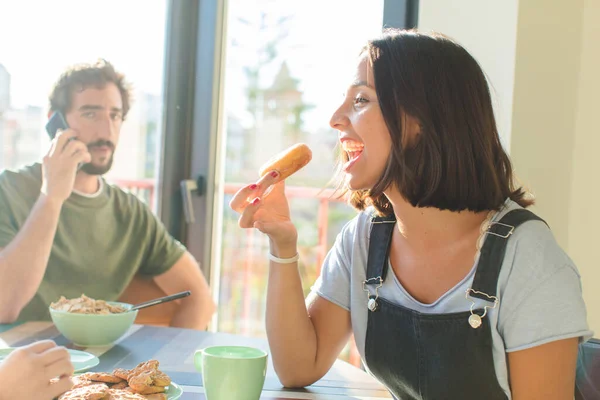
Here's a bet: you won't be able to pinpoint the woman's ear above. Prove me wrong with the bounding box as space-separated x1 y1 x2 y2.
407 114 422 137
401 112 422 147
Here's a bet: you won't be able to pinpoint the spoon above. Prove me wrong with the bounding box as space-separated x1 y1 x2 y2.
129 291 192 312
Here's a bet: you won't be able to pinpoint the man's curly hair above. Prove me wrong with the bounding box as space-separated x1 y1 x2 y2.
48 59 132 119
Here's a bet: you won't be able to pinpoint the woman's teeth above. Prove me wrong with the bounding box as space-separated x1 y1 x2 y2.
342 142 363 150
347 151 361 160
343 143 363 161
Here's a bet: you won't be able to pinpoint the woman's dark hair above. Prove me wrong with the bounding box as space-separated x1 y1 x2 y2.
49 59 132 119
339 29 533 215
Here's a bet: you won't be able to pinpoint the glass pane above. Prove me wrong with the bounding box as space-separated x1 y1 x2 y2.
0 0 167 211
217 0 384 364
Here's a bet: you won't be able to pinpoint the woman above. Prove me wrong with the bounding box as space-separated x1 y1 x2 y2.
230 29 592 399
0 340 73 399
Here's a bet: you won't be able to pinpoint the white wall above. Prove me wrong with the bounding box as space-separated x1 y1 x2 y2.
418 0 519 150
568 0 600 334
510 0 584 249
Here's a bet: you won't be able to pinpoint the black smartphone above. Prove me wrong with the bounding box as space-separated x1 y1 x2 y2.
45 111 68 139
45 111 85 170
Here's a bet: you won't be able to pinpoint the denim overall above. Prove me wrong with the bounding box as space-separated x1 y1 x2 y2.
363 209 544 399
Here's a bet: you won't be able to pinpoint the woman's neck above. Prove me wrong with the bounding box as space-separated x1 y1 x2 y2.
384 189 491 251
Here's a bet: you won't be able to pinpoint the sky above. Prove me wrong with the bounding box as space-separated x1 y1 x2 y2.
223 0 384 132
0 0 168 108
0 0 384 132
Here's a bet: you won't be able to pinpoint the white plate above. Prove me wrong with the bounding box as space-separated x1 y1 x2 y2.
0 347 99 372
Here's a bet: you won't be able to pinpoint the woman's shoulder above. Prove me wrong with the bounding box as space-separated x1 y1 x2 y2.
327 207 378 260
498 200 579 290
494 201 591 349
338 206 378 238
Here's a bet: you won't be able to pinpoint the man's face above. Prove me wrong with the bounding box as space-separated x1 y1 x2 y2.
64 83 123 175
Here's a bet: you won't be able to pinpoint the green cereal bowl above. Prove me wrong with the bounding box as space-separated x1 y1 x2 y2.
49 302 137 347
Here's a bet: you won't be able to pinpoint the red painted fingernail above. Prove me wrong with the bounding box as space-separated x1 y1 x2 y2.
252 198 260 205
249 184 258 190
271 171 278 178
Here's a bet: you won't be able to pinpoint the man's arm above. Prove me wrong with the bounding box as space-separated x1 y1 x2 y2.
0 196 63 322
0 132 90 323
153 251 216 330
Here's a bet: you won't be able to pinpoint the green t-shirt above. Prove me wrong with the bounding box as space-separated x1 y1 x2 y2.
0 163 186 322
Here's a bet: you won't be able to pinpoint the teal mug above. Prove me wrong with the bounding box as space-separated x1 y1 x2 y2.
194 345 268 400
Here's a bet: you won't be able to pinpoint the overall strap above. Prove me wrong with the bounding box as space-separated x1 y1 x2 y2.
365 214 396 283
469 208 547 301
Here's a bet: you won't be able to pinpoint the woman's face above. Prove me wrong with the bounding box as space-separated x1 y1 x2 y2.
329 53 392 191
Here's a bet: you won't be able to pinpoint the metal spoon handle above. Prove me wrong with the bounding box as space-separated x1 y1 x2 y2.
130 291 191 311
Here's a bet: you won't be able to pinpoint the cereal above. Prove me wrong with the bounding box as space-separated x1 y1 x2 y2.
50 294 126 314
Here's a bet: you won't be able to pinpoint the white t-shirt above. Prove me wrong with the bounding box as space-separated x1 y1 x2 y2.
311 200 593 398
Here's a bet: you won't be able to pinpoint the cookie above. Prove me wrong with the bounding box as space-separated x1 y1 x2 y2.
111 381 129 390
128 369 154 391
79 372 124 383
151 371 171 387
135 385 167 395
142 394 168 400
105 389 146 399
58 383 109 400
71 376 95 389
113 368 131 381
128 360 159 378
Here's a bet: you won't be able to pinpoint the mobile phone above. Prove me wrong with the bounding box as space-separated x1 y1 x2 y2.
45 111 69 139
45 111 84 170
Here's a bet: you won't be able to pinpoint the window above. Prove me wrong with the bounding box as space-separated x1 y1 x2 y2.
0 0 168 211
213 0 385 363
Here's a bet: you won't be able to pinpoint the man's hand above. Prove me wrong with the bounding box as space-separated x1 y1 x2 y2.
0 132 91 323
0 340 74 400
41 130 91 203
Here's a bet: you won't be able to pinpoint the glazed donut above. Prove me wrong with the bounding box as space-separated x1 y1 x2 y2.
258 143 312 183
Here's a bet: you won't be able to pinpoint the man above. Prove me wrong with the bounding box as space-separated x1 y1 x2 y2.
0 60 215 329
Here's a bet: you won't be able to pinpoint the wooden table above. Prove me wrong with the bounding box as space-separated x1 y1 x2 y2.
0 322 392 399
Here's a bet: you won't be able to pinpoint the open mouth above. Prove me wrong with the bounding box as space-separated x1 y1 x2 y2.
342 140 364 157
341 140 364 171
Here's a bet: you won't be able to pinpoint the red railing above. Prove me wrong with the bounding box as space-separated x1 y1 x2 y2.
222 183 341 275
110 178 156 208
111 179 340 276
112 178 362 367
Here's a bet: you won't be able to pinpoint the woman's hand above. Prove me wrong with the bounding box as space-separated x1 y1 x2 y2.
229 170 298 253
0 340 74 400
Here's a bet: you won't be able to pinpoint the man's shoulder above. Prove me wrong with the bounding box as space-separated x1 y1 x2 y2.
0 162 42 181
0 163 42 196
103 179 155 215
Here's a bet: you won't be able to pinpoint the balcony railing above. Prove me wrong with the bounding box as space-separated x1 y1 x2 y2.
110 178 156 209
112 177 362 368
223 183 343 276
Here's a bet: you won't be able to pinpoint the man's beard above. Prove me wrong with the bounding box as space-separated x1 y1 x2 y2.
80 155 114 175
80 140 115 175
